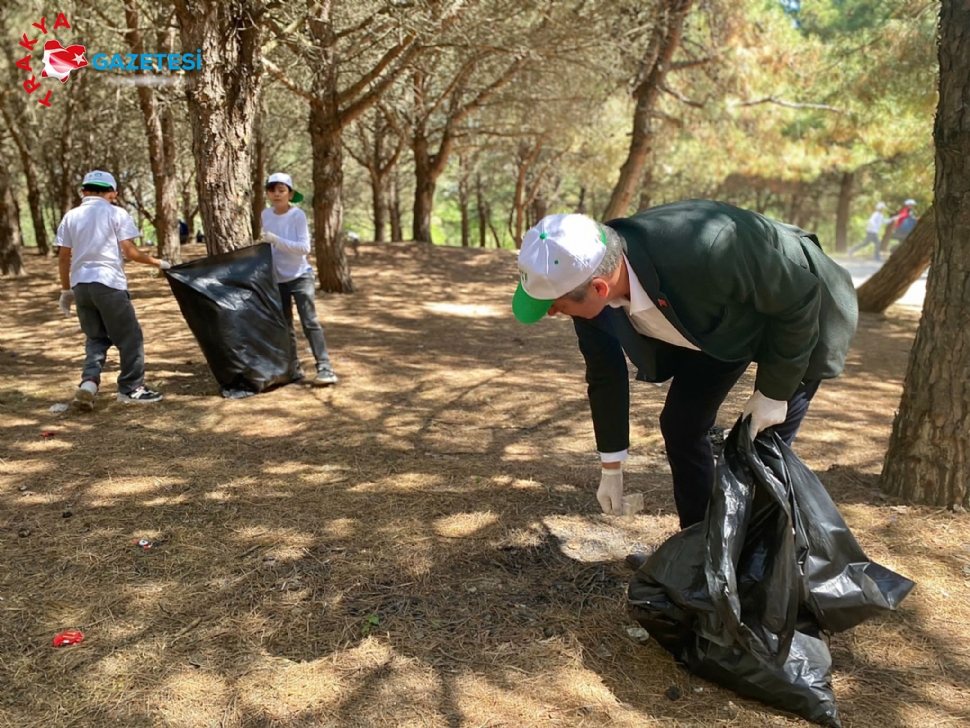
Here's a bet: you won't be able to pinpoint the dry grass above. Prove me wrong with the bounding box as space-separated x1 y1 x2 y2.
1 242 968 728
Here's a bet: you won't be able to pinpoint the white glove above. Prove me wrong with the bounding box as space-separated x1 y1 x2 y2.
260 231 280 247
158 260 172 270
742 390 788 441
597 467 624 515
58 289 75 316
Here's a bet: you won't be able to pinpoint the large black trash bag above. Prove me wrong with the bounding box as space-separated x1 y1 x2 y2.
164 243 298 397
628 421 915 727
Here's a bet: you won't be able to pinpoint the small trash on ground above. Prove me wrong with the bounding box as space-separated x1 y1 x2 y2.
132 539 163 550
622 493 644 518
53 630 84 647
62 510 72 519
626 626 650 643
40 431 57 438
665 685 682 701
18 528 31 538
49 403 69 414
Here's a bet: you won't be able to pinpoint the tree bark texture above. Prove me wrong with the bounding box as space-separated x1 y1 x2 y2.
856 206 935 313
835 171 853 253
173 0 263 255
0 162 25 276
602 0 693 220
389 176 403 242
306 0 354 292
124 3 181 264
0 107 50 256
880 3 970 510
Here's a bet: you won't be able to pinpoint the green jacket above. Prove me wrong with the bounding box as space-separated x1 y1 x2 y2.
574 200 858 454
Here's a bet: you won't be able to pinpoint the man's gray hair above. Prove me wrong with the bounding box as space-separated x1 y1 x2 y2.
564 224 624 302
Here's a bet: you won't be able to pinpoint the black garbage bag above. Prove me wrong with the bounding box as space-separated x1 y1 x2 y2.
164 243 299 397
629 420 915 727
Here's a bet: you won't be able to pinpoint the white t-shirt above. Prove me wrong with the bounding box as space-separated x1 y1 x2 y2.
866 211 887 234
260 206 311 283
55 197 141 290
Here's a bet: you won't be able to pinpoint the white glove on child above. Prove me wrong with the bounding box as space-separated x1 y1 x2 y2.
158 260 172 270
260 231 280 247
58 289 75 316
597 467 624 515
742 390 788 441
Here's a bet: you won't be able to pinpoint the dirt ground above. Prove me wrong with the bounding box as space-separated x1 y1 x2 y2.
1 242 969 728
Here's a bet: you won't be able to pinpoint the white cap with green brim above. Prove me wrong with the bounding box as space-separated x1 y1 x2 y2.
512 214 608 324
81 170 117 191
267 172 304 204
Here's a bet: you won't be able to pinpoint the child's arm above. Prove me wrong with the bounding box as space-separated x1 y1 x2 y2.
58 245 72 290
120 238 168 269
261 212 311 255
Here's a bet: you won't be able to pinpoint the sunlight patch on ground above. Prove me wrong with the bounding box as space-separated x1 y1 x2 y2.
423 301 505 318
433 510 499 538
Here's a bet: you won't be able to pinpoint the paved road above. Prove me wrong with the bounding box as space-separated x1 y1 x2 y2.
831 255 927 309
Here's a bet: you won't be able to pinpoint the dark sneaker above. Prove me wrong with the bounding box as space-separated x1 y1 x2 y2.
71 380 98 412
312 367 338 386
117 386 163 403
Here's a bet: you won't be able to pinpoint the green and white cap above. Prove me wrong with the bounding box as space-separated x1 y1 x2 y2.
82 170 117 191
267 172 304 203
512 214 607 324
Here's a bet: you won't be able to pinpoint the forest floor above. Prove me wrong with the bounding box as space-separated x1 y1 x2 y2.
1 242 968 728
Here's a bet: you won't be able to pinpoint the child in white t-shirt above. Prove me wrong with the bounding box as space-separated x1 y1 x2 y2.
258 173 337 386
56 170 169 409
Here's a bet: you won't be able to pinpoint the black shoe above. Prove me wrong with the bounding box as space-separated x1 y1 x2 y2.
313 367 338 386
117 385 163 403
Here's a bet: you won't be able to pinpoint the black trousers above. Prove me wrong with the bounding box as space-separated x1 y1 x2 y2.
658 349 820 530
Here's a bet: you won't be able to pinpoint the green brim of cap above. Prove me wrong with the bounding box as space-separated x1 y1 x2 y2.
512 281 553 324
291 190 304 203
83 182 114 189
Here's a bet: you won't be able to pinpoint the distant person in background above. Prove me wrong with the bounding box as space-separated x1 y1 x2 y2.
195 230 205 244
887 199 919 254
56 170 168 409
259 172 338 387
179 219 189 246
849 202 888 260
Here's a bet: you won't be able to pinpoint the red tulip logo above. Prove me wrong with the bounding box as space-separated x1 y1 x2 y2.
40 39 87 82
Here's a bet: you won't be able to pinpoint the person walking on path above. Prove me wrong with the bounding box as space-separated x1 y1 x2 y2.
56 170 168 410
849 202 888 260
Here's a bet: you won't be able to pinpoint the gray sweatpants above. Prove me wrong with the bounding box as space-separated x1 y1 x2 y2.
74 282 145 395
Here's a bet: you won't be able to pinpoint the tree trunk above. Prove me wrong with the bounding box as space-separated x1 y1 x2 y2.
251 95 266 241
880 1 970 510
389 175 403 242
602 0 693 220
412 133 436 243
856 206 935 313
0 111 50 256
0 162 24 276
476 173 488 248
371 172 388 243
173 0 263 255
458 157 472 248
834 171 853 253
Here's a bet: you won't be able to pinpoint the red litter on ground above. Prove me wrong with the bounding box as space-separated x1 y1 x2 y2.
41 431 57 438
53 630 84 647
132 539 161 550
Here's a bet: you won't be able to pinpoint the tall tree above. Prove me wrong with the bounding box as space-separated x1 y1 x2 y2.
0 150 24 276
603 0 695 220
172 0 265 255
880 1 970 509
121 1 181 263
